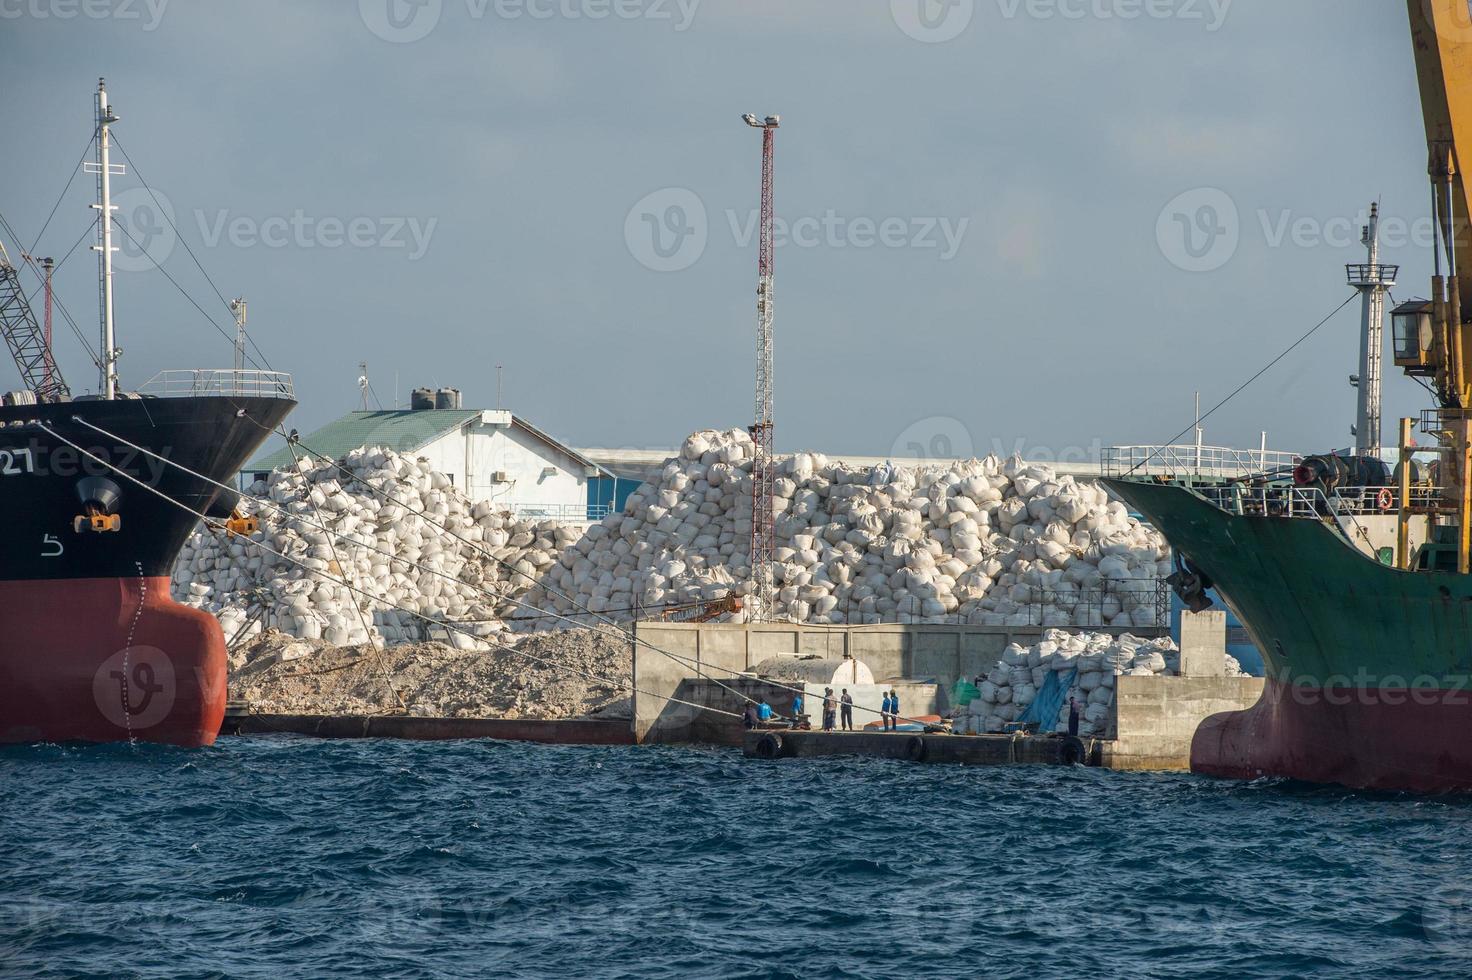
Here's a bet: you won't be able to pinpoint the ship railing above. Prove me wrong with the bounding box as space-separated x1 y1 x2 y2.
1197 483 1444 519
1102 444 1301 479
136 369 295 400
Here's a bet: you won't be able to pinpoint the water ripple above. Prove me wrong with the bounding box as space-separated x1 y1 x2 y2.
4 737 1472 978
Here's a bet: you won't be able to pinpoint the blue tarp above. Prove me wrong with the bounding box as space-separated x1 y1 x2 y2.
1016 667 1078 732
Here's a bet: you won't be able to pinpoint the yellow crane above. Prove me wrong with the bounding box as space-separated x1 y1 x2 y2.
1393 0 1472 570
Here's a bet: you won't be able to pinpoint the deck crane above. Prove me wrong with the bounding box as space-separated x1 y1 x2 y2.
1393 0 1472 570
0 240 69 402
742 112 780 620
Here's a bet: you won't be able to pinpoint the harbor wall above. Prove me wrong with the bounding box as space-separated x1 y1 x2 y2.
655 677 942 746
631 621 1164 743
1104 675 1265 770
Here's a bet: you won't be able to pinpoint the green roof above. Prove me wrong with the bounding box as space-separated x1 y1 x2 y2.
248 409 481 473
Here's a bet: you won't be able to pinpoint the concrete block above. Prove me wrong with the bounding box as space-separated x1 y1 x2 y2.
1179 610 1227 677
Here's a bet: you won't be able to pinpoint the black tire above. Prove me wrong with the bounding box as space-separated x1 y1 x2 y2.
754 733 784 760
1059 735 1087 766
906 735 928 762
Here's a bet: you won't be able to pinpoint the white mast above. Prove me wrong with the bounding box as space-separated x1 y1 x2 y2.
87 78 123 399
231 297 247 372
1349 203 1397 455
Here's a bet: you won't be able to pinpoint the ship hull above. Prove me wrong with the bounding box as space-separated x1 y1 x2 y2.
0 576 227 745
0 393 293 747
1106 478 1472 792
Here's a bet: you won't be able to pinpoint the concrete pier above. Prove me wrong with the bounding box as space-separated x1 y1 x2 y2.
743 729 1103 767
223 711 634 745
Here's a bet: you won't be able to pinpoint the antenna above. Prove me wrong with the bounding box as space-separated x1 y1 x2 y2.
358 361 370 411
496 364 503 409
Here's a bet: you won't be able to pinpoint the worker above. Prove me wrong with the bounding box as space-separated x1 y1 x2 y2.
1068 697 1081 737
743 702 760 730
822 688 836 732
840 689 854 731
757 700 774 723
881 690 893 730
890 690 901 728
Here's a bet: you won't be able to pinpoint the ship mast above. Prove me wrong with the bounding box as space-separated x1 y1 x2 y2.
1349 203 1395 455
86 78 122 400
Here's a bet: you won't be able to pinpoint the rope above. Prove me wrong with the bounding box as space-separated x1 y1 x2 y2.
255 422 771 711
265 423 937 727
108 220 268 370
1124 292 1360 476
110 134 276 371
81 415 929 728
281 435 406 710
39 421 741 721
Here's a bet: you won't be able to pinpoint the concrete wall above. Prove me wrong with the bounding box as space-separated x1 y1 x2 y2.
631 621 1165 743
1105 675 1265 771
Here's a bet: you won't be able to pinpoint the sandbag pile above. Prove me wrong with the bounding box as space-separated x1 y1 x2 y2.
952 629 1247 738
170 447 579 647
517 428 1169 629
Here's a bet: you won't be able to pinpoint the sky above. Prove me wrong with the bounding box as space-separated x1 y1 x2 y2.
0 0 1453 464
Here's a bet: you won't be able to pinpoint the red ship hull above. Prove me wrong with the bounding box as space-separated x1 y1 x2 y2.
0 576 227 747
1192 678 1472 794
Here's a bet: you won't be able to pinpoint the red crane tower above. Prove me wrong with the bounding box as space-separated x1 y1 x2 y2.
742 112 779 619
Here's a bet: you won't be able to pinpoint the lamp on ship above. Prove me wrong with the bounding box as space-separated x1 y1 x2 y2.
1392 299 1435 372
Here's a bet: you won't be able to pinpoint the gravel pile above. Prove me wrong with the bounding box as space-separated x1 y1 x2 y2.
230 627 633 720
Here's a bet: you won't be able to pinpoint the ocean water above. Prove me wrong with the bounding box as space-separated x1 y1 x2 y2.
4 738 1472 979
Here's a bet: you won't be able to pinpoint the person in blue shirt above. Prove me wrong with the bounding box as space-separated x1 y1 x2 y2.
881 691 893 730
757 700 773 722
791 693 804 727
890 690 901 728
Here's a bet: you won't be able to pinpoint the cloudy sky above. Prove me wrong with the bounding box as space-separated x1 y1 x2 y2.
0 0 1446 462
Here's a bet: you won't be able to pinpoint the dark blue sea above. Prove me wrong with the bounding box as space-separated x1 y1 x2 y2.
4 738 1472 979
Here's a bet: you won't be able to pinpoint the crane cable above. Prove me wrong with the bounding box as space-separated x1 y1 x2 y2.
1124 291 1360 476
77 415 928 729
37 420 742 721
256 420 933 728
109 134 276 372
280 435 406 710
0 210 105 374
81 414 782 721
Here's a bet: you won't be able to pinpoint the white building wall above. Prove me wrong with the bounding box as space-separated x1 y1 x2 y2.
407 417 588 512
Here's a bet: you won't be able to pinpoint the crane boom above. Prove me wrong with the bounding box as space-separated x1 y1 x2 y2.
1406 0 1472 406
0 241 69 402
1399 0 1472 572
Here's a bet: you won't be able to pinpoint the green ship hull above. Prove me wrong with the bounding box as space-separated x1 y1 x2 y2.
1106 478 1472 792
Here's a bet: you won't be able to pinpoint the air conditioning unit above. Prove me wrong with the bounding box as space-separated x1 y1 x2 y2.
491 470 510 483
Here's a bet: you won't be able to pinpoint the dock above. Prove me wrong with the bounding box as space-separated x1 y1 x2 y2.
222 708 634 746
742 728 1103 767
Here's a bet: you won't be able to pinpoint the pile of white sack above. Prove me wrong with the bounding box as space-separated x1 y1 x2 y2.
517 428 1169 629
170 447 579 647
953 629 1247 738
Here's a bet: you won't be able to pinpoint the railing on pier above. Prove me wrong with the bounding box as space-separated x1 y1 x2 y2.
505 501 612 523
1102 444 1301 480
137 369 295 400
